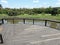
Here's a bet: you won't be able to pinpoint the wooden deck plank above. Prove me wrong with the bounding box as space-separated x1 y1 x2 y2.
0 24 60 45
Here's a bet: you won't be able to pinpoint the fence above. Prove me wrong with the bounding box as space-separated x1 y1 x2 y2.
1 18 60 26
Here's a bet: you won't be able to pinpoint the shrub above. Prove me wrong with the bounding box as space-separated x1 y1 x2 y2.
8 11 17 16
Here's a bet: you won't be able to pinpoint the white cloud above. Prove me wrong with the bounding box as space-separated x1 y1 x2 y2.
33 0 39 3
1 0 8 3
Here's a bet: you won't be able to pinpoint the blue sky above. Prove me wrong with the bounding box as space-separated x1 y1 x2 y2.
0 0 60 8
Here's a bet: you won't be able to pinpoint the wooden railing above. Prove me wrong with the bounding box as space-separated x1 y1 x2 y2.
0 18 60 26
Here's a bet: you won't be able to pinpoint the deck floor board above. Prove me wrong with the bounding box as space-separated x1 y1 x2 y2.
0 24 60 45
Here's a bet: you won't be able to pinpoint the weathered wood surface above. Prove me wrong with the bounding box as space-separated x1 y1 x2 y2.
0 24 60 45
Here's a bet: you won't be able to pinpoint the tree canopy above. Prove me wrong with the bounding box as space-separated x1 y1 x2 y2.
0 4 60 16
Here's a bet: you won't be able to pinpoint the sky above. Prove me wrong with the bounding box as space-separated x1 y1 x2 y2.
0 0 60 8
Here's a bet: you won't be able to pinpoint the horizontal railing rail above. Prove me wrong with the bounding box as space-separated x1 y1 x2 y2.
0 18 60 26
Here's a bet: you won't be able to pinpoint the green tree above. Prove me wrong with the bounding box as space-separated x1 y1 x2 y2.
51 8 58 16
8 11 17 16
57 9 60 14
45 6 52 14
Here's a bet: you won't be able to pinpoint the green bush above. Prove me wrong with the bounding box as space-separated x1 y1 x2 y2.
8 11 17 16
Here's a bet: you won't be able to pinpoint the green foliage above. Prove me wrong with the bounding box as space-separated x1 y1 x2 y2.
8 11 17 16
45 7 52 14
57 9 60 14
17 14 60 20
0 14 60 20
0 4 60 16
51 8 58 16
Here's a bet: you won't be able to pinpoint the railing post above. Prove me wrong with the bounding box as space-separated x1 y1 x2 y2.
0 34 3 44
2 19 4 24
33 19 34 25
45 20 47 26
13 18 14 24
23 19 25 24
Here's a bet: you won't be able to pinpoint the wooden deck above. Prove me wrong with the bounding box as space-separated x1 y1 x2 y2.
0 24 60 45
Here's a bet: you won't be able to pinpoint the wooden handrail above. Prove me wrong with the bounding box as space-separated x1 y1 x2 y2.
1 18 60 26
2 18 60 23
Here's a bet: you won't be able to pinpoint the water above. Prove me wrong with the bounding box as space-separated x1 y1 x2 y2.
2 20 60 30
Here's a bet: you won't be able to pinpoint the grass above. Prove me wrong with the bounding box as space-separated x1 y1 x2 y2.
17 14 60 20
0 14 8 19
0 14 60 20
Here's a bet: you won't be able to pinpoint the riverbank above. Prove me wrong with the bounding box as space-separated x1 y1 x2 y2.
0 14 60 20
17 14 60 20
